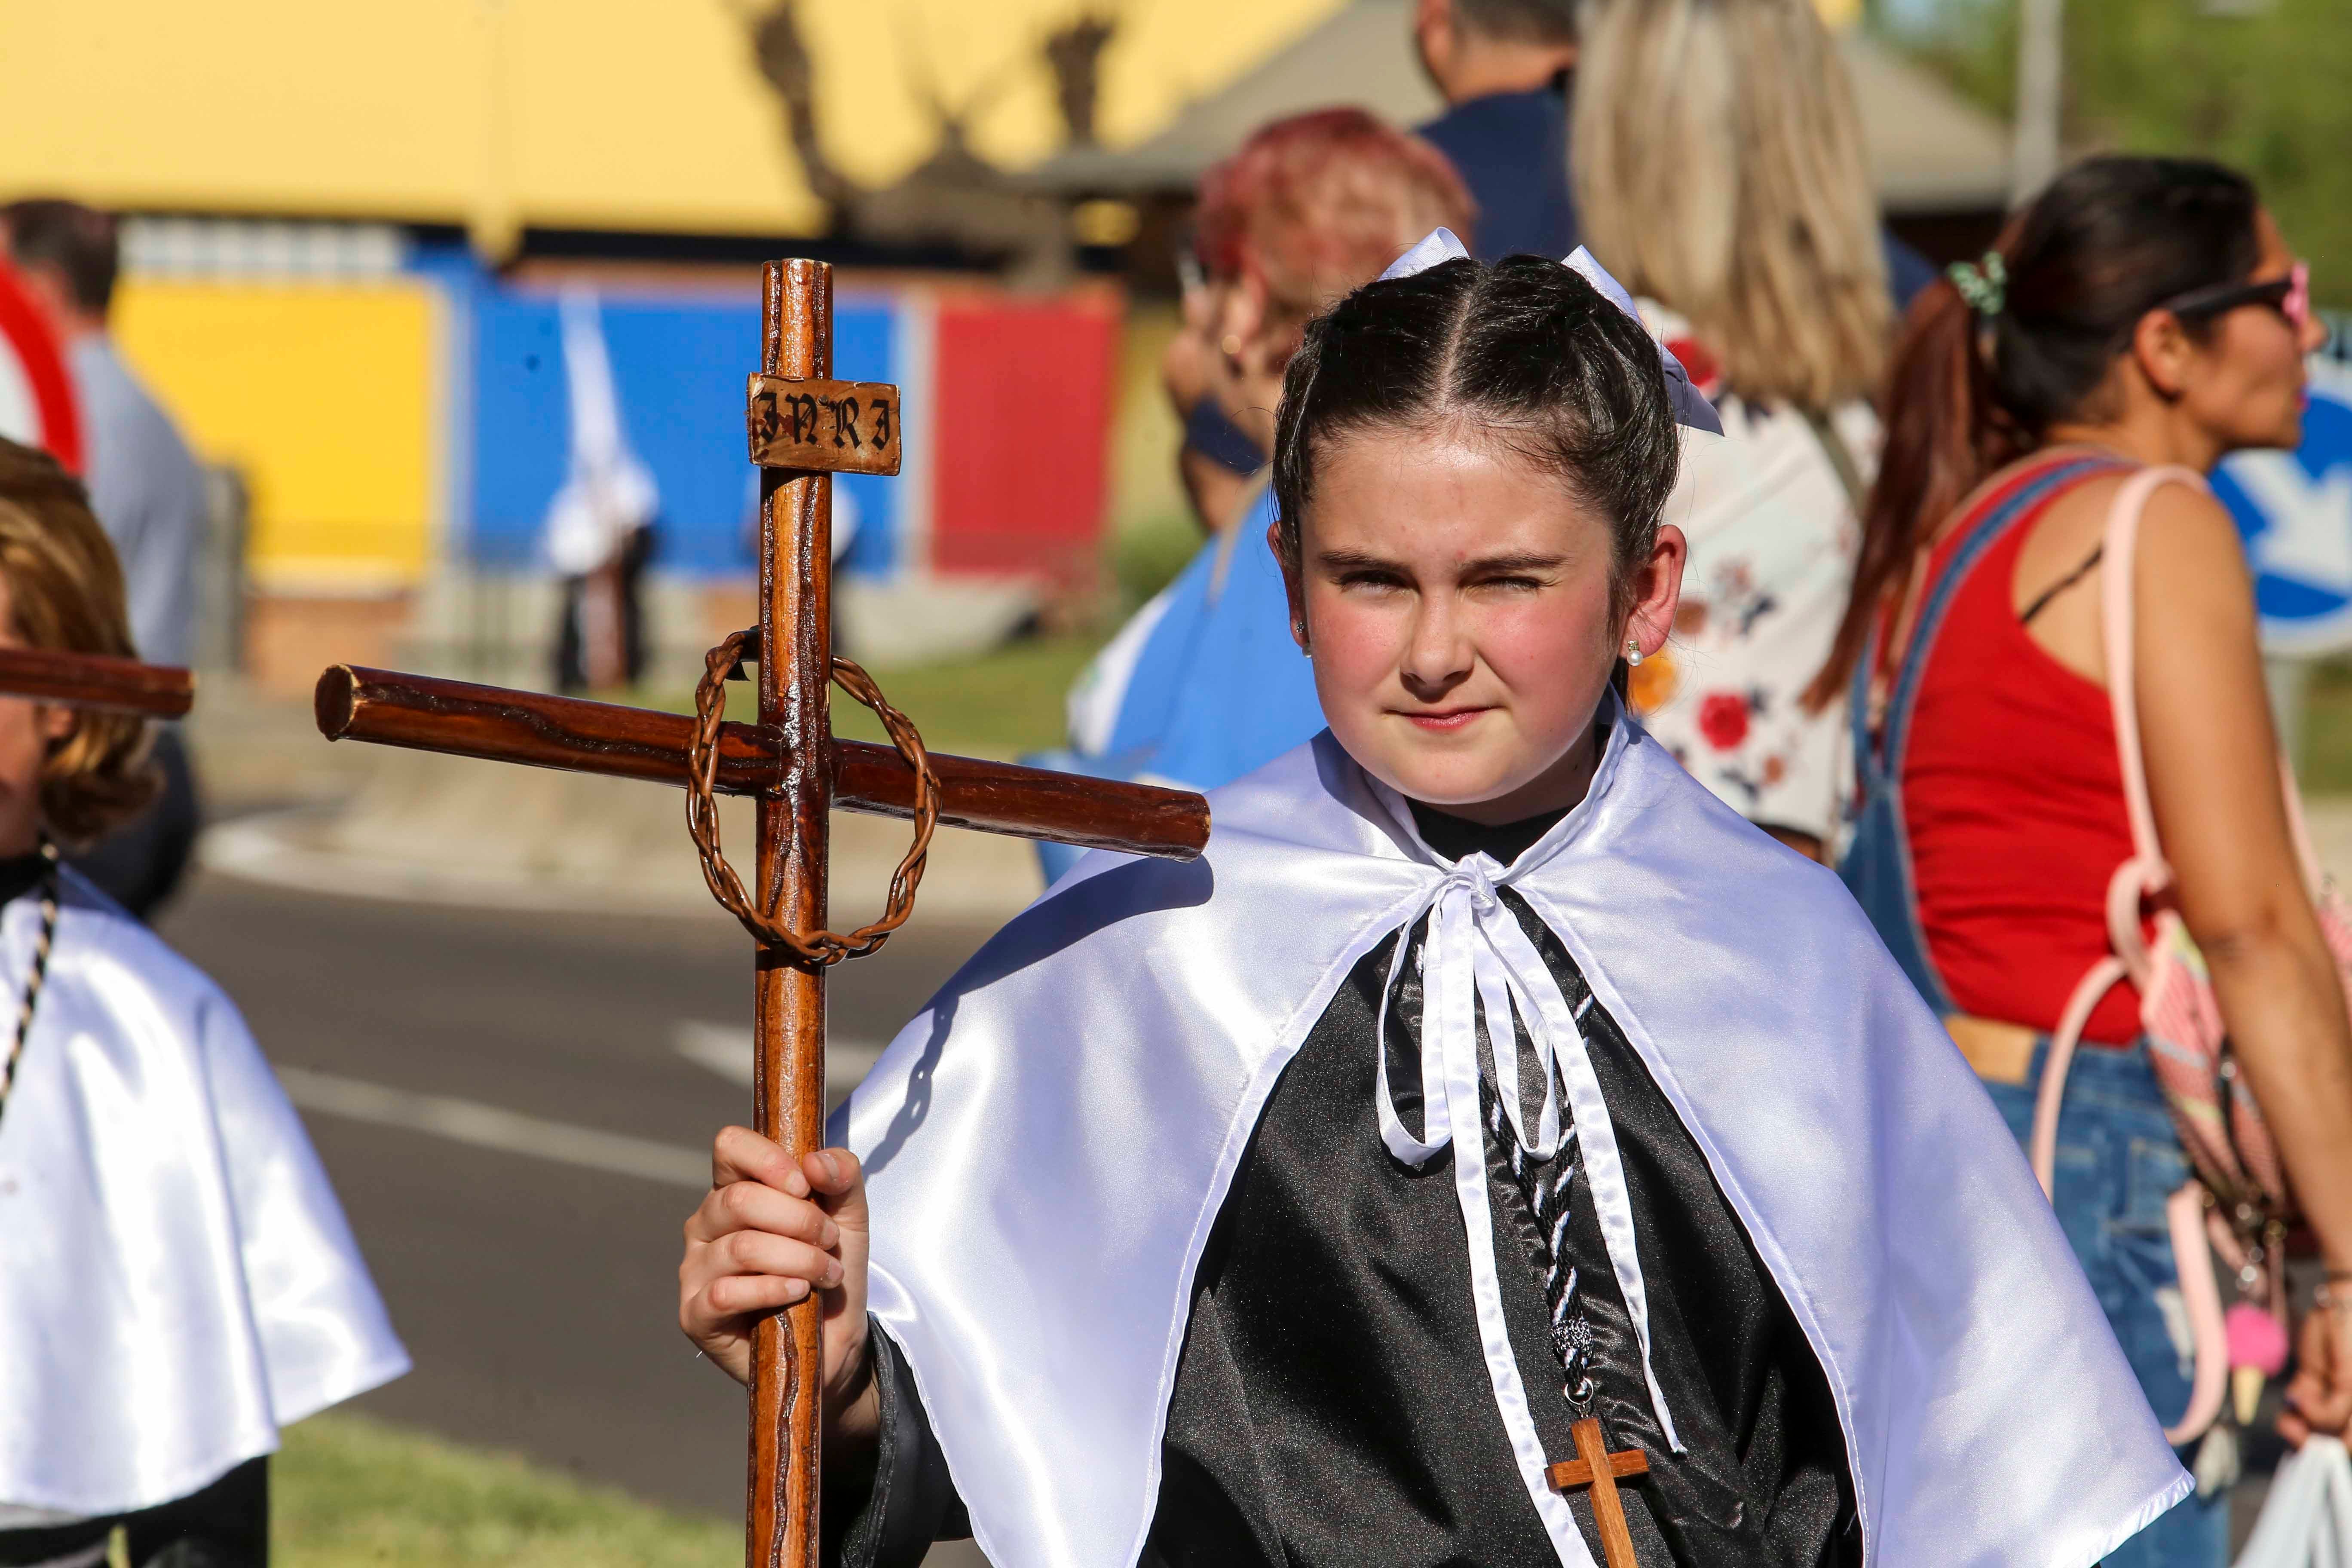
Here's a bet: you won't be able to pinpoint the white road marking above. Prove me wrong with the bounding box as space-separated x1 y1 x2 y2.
671 1021 885 1094
276 1065 709 1190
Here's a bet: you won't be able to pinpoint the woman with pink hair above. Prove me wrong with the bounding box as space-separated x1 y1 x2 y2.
1040 109 1474 878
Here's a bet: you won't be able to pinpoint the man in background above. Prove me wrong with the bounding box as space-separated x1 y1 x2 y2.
1411 0 1580 263
1409 0 1945 309
2 199 205 918
1161 0 1577 533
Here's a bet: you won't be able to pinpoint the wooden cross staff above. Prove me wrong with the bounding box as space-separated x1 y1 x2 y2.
0 646 194 718
1548 1416 1651 1568
312 258 1210 1568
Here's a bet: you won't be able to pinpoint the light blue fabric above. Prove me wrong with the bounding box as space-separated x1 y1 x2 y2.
1107 490 1323 787
69 338 205 669
1032 487 1324 881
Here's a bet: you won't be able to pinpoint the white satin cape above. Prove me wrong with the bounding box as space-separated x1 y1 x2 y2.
836 707 2190 1568
0 870 408 1518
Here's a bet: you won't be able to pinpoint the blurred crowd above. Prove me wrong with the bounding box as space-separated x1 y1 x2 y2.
0 0 2348 1564
1050 3 2352 1565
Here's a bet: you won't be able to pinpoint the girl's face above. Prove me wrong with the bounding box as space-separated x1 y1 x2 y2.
0 580 70 856
1274 426 1684 826
2174 209 2324 454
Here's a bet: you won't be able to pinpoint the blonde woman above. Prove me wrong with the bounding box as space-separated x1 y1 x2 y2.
1573 0 1887 858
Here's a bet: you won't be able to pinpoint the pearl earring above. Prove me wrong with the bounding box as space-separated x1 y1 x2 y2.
1623 637 1643 668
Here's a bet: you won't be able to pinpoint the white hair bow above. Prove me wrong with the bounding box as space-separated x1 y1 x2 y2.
1377 227 1723 435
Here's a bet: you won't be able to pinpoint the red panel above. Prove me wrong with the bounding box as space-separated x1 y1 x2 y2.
0 263 83 474
929 292 1119 592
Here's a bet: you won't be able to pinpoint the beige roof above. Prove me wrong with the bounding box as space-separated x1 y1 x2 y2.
1029 0 2011 214
1035 0 1440 191
1839 31 2015 211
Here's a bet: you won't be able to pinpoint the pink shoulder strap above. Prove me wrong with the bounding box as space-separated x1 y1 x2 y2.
2098 464 2328 888
2034 466 2205 1193
2099 465 2213 875
2036 463 2303 1449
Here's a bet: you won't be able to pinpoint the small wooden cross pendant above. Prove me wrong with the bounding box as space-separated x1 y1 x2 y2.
1546 1415 1650 1568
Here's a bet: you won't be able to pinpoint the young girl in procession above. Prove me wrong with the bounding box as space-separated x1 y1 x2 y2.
1820 156 2352 1566
681 240 2186 1566
0 441 407 1568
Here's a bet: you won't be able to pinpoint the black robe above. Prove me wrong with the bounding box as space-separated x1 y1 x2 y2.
827 808 1858 1568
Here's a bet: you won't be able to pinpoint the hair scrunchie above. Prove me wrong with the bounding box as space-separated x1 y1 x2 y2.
1947 251 2009 317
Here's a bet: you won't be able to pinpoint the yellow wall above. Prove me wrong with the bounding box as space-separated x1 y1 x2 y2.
110 282 437 590
0 0 1349 245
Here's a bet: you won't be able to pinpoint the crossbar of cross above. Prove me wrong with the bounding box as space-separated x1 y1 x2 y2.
312 258 1209 1568
1549 1415 1652 1568
313 665 1205 856
0 645 194 718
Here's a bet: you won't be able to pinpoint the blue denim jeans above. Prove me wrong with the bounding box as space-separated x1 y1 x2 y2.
1981 1038 2228 1568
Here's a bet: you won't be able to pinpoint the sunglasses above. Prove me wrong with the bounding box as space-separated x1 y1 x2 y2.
2162 261 2311 334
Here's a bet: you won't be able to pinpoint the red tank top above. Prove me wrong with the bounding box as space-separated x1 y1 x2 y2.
1902 459 2143 1045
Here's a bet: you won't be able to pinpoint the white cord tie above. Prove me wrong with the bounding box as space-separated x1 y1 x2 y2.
1372 850 1684 1454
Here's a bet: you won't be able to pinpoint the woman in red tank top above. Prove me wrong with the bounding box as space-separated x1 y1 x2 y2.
1904 450 2145 1045
1818 156 2343 1568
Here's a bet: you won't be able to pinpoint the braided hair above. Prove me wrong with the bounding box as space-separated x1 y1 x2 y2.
1269 254 1682 625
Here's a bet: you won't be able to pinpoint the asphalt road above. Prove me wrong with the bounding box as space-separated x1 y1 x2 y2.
156 866 999 1561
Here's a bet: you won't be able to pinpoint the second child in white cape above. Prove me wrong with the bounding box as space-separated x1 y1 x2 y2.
0 443 406 1566
680 236 2188 1568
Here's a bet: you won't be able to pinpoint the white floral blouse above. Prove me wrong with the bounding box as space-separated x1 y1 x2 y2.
1630 312 1874 846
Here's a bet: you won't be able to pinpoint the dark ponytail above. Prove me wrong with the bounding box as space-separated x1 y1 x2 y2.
1807 155 2262 710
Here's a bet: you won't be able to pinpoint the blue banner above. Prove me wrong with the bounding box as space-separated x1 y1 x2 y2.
461 284 899 579
2215 344 2352 655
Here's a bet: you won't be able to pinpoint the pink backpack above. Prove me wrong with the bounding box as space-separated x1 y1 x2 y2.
2029 465 2352 1443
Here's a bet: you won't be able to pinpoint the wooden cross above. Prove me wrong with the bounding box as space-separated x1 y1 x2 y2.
0 646 194 718
311 258 1210 1568
1547 1415 1651 1568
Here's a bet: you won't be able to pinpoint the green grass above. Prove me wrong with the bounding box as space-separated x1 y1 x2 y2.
833 630 1109 756
1105 306 1199 613
2303 658 2352 796
1112 507 1206 613
673 628 1112 760
271 1412 735 1567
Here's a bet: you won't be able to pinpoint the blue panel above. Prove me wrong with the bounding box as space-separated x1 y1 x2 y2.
602 300 760 578
830 306 900 580
469 297 568 570
466 287 899 579
2214 373 2352 649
